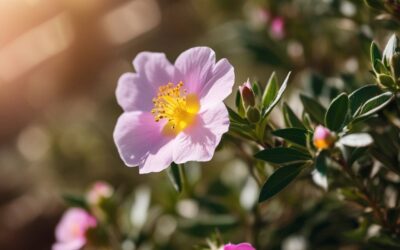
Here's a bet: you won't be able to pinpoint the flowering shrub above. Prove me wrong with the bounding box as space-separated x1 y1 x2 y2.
51 1 400 249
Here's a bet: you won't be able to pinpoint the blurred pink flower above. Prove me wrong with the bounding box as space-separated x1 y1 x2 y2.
313 125 335 150
114 47 234 174
223 242 256 250
53 208 97 250
270 17 285 39
86 181 114 205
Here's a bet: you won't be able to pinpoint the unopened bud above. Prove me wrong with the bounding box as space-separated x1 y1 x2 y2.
313 125 336 150
383 34 399 66
246 106 260 123
239 80 255 108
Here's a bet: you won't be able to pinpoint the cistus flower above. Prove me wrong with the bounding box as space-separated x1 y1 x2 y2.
239 79 255 108
222 243 256 250
114 47 234 174
53 208 97 250
86 181 113 206
313 125 336 150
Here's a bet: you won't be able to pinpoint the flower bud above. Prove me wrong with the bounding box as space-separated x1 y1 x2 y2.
86 181 114 206
246 106 260 123
313 125 336 150
239 80 256 108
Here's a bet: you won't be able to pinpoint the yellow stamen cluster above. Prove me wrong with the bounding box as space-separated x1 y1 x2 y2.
151 81 200 135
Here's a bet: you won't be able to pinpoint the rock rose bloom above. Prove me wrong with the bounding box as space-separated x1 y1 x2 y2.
86 181 114 205
313 125 335 150
53 208 97 250
223 243 256 250
114 47 234 174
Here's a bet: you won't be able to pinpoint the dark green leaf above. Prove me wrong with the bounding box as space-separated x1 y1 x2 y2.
348 85 381 116
63 194 88 209
300 95 326 124
255 147 311 164
282 103 306 129
258 163 304 202
263 72 291 117
227 106 249 125
325 93 349 131
167 163 182 193
354 92 393 120
370 42 381 73
272 128 308 147
262 72 278 109
315 150 328 175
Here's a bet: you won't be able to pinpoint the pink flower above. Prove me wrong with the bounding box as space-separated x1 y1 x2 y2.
313 125 335 150
223 243 256 250
270 17 285 39
53 208 97 250
86 181 113 205
114 47 234 174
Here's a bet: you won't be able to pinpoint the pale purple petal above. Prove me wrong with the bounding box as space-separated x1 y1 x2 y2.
139 139 175 174
113 111 174 172
199 58 234 110
174 47 215 94
52 238 86 250
174 47 234 110
172 103 229 163
116 52 176 112
224 243 256 250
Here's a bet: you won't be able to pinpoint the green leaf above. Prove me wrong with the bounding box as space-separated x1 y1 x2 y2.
354 92 393 120
315 150 328 175
370 42 382 73
262 72 279 109
272 128 308 147
377 74 396 89
339 133 374 147
255 147 311 164
258 163 304 202
63 194 88 209
282 103 306 129
263 72 291 117
227 106 249 125
252 81 261 96
300 94 326 124
234 91 245 117
348 85 381 116
325 93 349 131
167 163 182 193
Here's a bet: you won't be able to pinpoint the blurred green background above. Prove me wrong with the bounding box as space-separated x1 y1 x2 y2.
0 0 397 249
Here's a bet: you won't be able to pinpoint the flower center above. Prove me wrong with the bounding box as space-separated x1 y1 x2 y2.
151 81 200 135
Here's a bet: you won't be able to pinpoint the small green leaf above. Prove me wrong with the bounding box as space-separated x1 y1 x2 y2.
339 133 374 147
235 90 245 117
354 92 393 119
377 74 396 88
255 147 311 164
272 128 308 146
348 85 381 116
282 103 306 129
63 194 88 209
315 150 328 175
252 81 261 96
258 163 304 202
300 95 327 124
227 106 249 125
263 72 291 117
325 93 349 131
167 163 182 193
370 42 381 73
262 72 279 109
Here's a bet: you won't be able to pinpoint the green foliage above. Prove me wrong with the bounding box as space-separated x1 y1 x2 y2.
272 128 309 147
258 163 305 203
325 93 349 132
300 94 326 124
255 147 311 165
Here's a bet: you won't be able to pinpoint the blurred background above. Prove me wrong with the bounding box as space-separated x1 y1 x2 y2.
0 0 397 249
